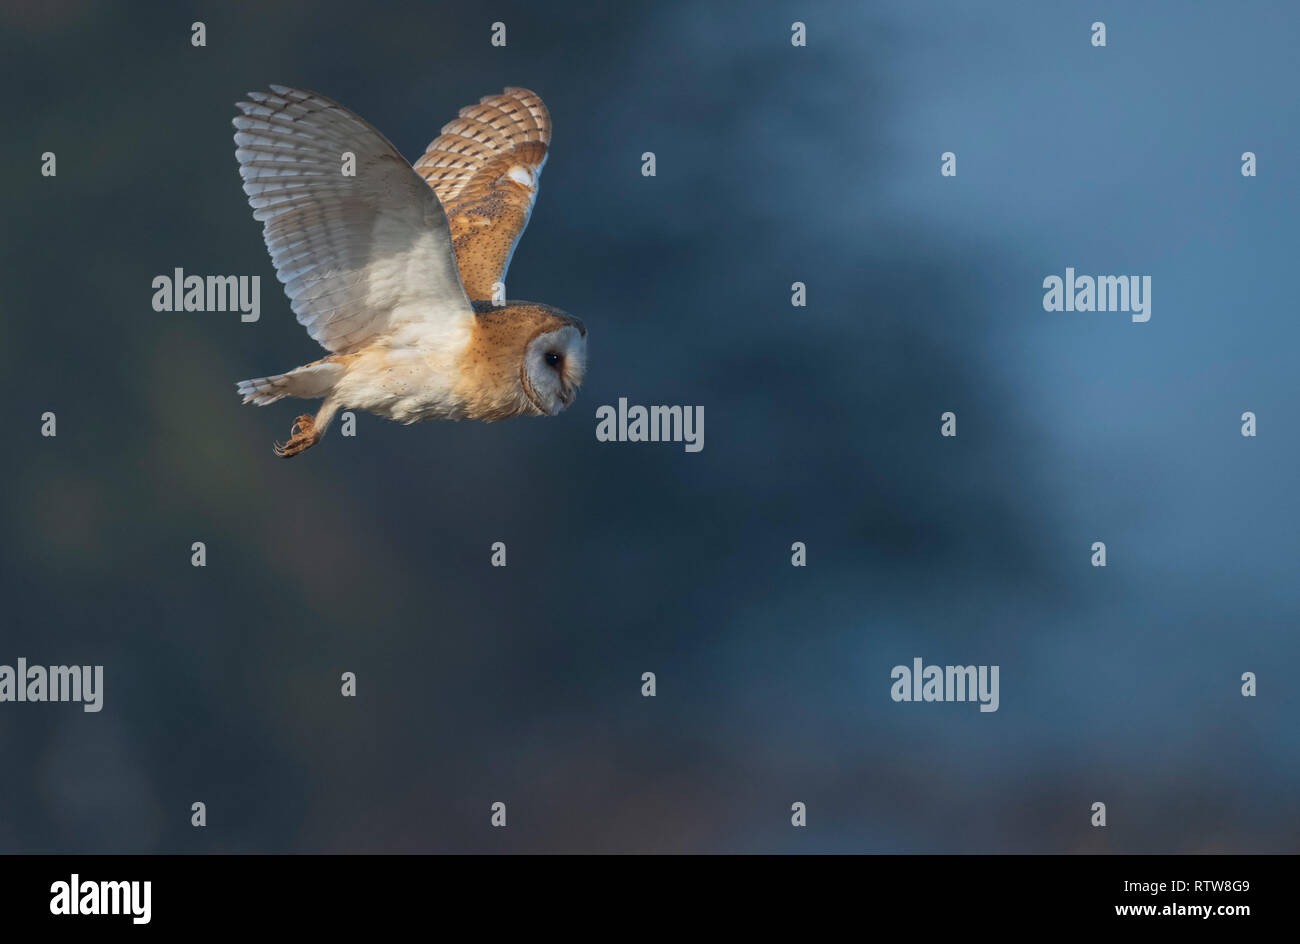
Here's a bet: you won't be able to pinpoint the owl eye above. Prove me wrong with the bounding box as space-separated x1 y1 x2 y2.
544 351 563 369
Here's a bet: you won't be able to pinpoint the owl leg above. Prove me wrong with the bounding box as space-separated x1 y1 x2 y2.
272 398 340 458
273 414 319 458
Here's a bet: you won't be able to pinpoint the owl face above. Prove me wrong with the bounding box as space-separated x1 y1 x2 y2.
522 323 586 415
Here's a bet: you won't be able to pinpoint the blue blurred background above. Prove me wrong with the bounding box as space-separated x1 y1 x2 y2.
1 0 1296 852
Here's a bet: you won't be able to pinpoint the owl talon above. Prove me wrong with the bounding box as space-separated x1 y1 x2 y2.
273 414 319 458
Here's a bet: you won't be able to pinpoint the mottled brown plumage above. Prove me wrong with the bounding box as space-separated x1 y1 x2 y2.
454 302 586 420
413 88 551 300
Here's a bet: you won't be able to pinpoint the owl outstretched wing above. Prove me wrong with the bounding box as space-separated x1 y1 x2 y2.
412 87 551 301
233 85 475 354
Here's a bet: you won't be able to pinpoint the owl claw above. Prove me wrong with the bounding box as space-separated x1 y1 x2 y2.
273 414 319 458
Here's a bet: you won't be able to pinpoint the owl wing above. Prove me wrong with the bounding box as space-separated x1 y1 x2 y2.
233 85 474 354
412 87 551 301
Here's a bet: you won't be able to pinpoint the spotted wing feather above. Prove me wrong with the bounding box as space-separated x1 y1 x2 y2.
412 87 551 300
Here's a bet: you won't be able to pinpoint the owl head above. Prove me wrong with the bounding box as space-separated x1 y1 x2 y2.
466 301 587 417
522 318 586 415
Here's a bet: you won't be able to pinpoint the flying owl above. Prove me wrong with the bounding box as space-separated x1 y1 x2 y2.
231 85 586 457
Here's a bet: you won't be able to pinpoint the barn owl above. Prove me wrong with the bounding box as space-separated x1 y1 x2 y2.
231 85 586 456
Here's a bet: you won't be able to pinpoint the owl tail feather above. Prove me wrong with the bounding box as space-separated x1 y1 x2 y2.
235 361 344 406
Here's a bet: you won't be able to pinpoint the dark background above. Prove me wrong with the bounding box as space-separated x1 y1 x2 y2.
1 0 1296 852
